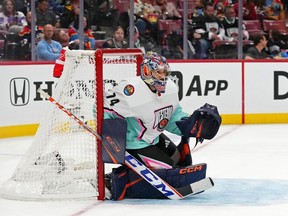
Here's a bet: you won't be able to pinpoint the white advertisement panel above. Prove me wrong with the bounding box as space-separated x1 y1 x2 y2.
0 64 56 126
2 61 287 134
245 62 288 113
0 62 242 128
171 62 242 114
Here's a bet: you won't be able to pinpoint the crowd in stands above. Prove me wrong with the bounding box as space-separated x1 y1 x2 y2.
0 0 287 61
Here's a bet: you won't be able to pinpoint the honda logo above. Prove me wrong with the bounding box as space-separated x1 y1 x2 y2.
10 78 30 106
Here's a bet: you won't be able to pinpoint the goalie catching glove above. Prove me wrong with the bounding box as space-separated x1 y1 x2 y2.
176 103 222 140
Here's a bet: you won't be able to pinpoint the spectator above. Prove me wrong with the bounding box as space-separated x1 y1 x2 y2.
53 28 70 47
68 16 95 50
134 0 156 19
35 0 60 27
244 33 271 59
253 0 266 10
36 24 62 61
191 0 204 19
18 11 42 60
153 0 182 20
214 0 229 20
222 5 249 42
0 0 27 31
191 2 225 59
267 29 288 57
234 0 257 20
14 0 29 15
134 0 159 42
49 0 65 17
127 26 146 53
102 26 128 48
263 0 285 20
60 0 79 28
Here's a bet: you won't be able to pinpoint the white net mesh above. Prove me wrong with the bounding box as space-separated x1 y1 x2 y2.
0 49 142 200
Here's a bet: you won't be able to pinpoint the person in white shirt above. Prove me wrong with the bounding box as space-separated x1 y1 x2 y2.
0 0 27 31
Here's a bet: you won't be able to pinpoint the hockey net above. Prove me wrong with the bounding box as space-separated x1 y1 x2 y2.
0 49 143 201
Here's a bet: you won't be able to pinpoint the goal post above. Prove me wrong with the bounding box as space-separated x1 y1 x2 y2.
0 49 143 201
95 49 142 200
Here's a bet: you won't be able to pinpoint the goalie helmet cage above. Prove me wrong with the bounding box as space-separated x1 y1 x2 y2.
0 49 143 201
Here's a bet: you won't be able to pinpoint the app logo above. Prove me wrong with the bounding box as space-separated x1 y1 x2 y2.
10 78 30 106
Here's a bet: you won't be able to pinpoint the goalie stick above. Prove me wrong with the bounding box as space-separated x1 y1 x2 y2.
38 88 214 200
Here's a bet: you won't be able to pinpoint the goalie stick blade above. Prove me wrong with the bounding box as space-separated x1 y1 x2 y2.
176 177 214 198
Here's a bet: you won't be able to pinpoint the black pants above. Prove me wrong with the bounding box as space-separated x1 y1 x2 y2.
127 133 178 168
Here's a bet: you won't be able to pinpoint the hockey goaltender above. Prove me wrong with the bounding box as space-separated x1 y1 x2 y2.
102 52 222 200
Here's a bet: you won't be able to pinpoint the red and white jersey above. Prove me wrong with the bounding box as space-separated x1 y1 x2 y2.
53 47 69 78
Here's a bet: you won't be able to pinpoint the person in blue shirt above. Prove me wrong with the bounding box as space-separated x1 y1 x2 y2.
36 24 62 61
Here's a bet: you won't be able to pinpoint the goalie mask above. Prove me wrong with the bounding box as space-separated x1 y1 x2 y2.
140 52 171 93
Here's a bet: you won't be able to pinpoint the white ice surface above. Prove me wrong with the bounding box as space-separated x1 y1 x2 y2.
1 124 288 216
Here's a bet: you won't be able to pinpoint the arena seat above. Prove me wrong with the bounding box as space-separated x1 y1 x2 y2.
167 0 179 7
158 19 182 37
243 20 262 31
113 0 129 16
95 39 106 49
177 9 194 17
262 19 287 33
247 29 265 38
212 40 237 59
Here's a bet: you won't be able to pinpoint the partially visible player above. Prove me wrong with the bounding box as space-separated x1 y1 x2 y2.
104 52 221 200
53 42 79 78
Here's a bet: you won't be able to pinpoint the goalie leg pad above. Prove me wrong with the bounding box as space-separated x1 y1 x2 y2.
101 119 127 164
110 163 207 200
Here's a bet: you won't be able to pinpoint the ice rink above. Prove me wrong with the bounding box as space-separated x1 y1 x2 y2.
1 124 288 216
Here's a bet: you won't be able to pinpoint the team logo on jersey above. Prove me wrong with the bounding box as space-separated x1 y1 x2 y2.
153 105 173 131
206 22 218 33
123 84 134 96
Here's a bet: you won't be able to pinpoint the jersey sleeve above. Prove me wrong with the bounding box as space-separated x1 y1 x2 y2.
53 48 67 78
165 105 189 135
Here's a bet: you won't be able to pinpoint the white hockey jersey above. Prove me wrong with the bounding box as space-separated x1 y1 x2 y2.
104 77 189 150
